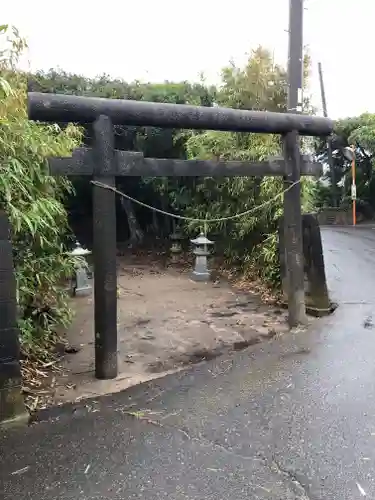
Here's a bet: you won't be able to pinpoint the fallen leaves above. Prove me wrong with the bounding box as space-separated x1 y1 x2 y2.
21 357 62 412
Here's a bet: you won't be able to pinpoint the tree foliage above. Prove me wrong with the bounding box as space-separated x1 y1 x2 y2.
27 45 315 289
174 47 314 286
315 114 375 216
0 25 81 356
29 69 217 243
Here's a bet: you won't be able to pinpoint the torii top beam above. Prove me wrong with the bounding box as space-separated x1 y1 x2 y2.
28 92 333 137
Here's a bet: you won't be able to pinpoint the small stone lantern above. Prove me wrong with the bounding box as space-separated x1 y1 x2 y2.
190 233 214 282
170 228 183 264
69 242 92 297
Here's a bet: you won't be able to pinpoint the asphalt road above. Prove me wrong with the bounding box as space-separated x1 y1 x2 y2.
2 225 375 499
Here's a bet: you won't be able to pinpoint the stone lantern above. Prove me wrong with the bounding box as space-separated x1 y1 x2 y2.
69 242 92 297
170 227 183 264
190 233 214 282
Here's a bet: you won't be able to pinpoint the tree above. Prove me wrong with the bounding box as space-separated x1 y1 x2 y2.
29 70 216 244
218 46 313 113
315 114 375 216
183 130 283 285
170 47 314 287
0 25 82 356
217 46 287 112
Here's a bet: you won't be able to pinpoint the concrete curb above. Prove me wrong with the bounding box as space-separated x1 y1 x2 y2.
320 225 375 230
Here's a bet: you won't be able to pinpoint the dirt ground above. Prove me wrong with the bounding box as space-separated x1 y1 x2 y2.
53 253 290 403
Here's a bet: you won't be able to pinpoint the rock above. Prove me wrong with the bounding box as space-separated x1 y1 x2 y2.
139 332 156 341
210 310 237 318
64 345 81 354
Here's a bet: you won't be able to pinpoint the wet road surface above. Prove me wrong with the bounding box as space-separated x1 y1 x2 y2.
2 225 375 499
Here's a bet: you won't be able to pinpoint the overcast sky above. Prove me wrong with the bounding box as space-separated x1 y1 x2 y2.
2 0 373 119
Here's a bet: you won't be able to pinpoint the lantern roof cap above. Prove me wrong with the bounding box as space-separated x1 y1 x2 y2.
69 241 92 256
191 233 213 245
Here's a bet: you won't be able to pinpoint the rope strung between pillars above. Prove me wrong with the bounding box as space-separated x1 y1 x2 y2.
90 179 301 225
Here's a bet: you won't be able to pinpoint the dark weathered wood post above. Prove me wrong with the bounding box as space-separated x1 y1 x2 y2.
92 116 118 379
283 131 307 326
284 0 307 326
0 211 27 423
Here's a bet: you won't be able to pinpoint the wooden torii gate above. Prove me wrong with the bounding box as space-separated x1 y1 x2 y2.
24 92 333 380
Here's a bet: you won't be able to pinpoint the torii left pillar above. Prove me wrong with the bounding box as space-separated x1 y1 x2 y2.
0 211 27 425
48 116 119 379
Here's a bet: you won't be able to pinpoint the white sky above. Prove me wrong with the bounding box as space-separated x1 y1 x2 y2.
2 0 373 119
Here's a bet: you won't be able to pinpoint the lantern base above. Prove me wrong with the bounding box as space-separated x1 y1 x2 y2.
71 266 92 297
170 253 181 264
191 269 211 282
74 285 92 297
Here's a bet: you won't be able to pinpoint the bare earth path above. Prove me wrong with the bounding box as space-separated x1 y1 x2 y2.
55 254 289 403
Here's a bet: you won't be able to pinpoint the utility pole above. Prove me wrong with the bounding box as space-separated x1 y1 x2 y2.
351 144 357 226
318 62 337 207
283 0 308 326
318 62 328 117
287 0 304 115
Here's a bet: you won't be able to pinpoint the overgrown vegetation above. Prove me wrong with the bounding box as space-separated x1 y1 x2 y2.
30 47 314 289
177 48 315 285
0 25 81 360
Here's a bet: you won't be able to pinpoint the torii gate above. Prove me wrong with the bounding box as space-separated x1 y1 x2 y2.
27 92 332 379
